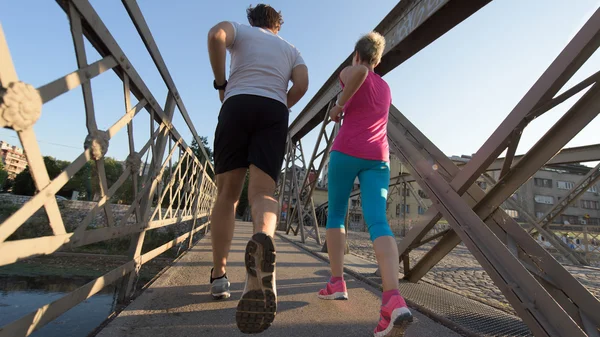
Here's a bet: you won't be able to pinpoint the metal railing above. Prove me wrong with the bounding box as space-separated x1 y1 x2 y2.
0 1 216 336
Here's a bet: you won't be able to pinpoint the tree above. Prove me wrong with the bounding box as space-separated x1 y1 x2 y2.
90 158 124 201
0 161 8 190
68 161 93 200
191 137 213 164
237 173 250 217
12 167 35 196
2 178 13 193
13 156 65 196
189 136 215 180
114 176 135 205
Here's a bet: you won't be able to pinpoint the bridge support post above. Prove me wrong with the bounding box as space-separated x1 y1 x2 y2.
118 93 176 303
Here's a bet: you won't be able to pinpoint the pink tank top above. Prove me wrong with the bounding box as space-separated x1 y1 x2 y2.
331 71 391 162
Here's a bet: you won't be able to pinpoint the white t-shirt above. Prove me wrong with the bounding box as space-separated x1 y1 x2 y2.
224 22 305 106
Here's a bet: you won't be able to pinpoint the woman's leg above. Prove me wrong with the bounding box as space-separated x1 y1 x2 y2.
358 161 398 291
359 161 412 336
325 151 359 278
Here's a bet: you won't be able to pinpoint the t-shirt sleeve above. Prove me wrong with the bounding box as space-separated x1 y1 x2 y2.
227 21 241 50
293 48 306 68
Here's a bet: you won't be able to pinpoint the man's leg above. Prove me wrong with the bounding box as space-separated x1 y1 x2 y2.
210 94 251 299
248 164 278 235
235 165 278 334
235 96 288 334
211 168 247 279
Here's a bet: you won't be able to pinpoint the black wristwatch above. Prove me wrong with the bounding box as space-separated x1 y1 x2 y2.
213 79 227 90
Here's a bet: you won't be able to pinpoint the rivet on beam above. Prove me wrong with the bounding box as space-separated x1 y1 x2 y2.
84 130 110 160
0 81 42 131
126 152 142 173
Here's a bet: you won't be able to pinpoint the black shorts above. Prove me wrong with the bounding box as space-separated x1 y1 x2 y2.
214 94 289 182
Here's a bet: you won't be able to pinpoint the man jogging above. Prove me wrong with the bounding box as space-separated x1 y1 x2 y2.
206 4 309 334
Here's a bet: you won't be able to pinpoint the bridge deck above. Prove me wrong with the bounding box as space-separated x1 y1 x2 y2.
96 222 460 337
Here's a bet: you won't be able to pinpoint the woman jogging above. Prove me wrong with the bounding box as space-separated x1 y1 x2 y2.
317 31 413 337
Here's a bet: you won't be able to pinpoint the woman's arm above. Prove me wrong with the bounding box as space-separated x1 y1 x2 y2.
329 65 369 122
337 65 369 106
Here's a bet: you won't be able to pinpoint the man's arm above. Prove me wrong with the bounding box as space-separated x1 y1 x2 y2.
207 21 235 88
287 64 309 109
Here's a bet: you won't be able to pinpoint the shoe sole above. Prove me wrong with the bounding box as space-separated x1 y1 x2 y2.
374 307 413 337
317 292 348 300
236 233 277 334
211 292 231 300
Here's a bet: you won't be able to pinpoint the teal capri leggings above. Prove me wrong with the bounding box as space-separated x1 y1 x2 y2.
326 150 393 241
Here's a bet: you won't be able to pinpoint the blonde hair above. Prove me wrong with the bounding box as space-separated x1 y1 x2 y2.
354 31 386 66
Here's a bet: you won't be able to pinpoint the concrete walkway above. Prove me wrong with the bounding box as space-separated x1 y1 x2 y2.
97 222 461 337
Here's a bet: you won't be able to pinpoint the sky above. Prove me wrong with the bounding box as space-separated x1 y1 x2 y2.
1 0 599 169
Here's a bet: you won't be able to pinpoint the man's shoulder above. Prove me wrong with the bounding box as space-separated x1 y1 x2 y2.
278 36 301 53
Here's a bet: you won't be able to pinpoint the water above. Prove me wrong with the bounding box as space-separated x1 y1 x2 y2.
0 275 117 337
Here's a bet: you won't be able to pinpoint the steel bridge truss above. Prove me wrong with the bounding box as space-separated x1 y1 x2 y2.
0 1 216 336
278 1 600 336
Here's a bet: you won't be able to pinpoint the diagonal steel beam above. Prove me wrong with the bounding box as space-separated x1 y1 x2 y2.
0 23 68 239
388 105 600 330
532 161 600 235
410 84 600 280
289 0 491 141
398 4 600 274
388 122 587 337
122 0 214 172
481 173 586 265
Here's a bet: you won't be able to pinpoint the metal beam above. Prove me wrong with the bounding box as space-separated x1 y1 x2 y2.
318 143 600 210
56 0 202 165
481 173 586 265
402 6 600 282
404 83 600 274
388 105 600 330
533 161 600 234
289 0 491 141
388 122 586 337
122 0 214 172
474 144 600 171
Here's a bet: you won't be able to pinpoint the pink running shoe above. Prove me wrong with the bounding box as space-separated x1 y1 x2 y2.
373 295 413 337
317 280 348 300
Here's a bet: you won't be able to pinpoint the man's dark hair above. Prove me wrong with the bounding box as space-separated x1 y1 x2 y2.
247 4 283 30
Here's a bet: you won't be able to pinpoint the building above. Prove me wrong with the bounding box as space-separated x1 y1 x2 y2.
278 165 318 225
0 141 28 179
491 164 600 227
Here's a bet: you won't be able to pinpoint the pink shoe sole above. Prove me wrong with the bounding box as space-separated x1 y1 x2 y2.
317 291 348 300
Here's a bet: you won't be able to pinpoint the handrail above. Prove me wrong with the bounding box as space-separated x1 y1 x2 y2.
0 1 217 336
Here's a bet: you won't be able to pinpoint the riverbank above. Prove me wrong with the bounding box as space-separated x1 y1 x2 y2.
0 254 172 285
0 253 176 337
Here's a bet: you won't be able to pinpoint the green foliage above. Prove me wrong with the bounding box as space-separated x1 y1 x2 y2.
12 156 69 197
0 160 8 189
237 173 249 217
191 136 215 179
90 157 123 200
9 136 214 206
2 178 13 192
191 136 213 164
